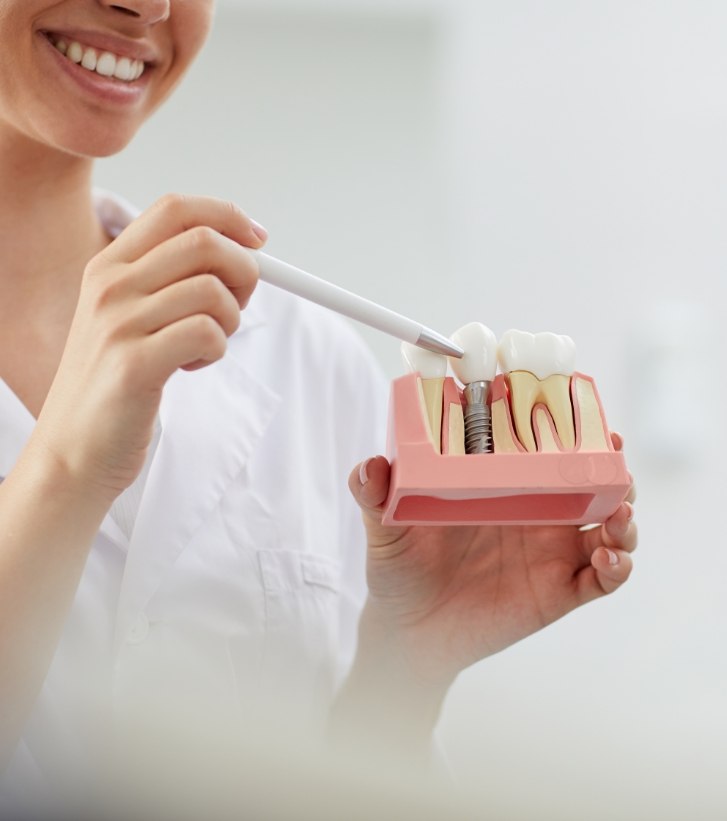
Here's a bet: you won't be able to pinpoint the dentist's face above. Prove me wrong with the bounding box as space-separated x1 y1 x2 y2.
0 0 214 157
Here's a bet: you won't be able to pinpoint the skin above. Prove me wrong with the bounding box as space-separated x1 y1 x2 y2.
333 439 636 759
0 0 638 771
0 0 270 757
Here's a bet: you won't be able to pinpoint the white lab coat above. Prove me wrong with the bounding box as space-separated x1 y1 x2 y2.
0 193 388 803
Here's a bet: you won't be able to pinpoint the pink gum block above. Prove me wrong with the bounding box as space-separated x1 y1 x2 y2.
382 373 631 527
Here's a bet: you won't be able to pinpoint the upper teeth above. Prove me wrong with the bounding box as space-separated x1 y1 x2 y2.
498 330 576 380
53 38 145 82
401 342 447 380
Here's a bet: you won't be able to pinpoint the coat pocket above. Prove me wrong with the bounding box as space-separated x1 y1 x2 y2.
256 549 342 717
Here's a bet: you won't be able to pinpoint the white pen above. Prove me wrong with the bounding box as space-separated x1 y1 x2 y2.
248 250 464 359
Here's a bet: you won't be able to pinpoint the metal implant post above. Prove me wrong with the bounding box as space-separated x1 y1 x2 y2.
463 381 493 454
449 322 498 455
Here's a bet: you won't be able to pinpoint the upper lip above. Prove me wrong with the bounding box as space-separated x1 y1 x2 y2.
41 28 160 64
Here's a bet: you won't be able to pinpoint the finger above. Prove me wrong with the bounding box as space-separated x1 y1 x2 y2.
135 274 243 338
125 226 259 303
610 431 624 452
103 194 267 264
581 503 638 555
625 476 637 504
348 456 391 516
602 502 637 549
141 314 229 382
577 547 633 602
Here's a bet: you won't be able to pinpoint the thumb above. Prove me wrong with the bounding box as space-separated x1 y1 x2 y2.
348 455 390 520
348 456 415 553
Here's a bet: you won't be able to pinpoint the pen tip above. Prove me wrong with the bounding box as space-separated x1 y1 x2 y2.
416 329 464 358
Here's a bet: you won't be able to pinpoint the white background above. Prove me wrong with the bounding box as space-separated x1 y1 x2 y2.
96 1 727 817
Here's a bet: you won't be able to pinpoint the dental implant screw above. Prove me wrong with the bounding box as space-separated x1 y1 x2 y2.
463 381 493 454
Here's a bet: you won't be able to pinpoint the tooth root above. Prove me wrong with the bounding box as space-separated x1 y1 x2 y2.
506 371 540 453
491 396 521 453
533 406 561 452
540 374 576 450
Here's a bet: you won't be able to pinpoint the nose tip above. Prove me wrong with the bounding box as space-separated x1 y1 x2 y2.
99 0 170 25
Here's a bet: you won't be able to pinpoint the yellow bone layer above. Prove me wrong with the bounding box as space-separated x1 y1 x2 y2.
417 377 444 453
574 378 610 450
491 397 522 454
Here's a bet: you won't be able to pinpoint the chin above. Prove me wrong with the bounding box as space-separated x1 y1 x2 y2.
46 121 139 159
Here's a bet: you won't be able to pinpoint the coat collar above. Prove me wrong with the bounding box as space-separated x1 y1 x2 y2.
114 319 280 648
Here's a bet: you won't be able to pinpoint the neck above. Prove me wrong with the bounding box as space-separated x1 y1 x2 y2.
0 131 109 325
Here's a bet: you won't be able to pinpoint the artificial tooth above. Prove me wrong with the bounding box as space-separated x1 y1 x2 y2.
449 323 498 454
56 39 68 55
498 330 576 453
533 406 561 452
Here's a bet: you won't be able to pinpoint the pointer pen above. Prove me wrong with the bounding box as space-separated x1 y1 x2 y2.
248 250 463 359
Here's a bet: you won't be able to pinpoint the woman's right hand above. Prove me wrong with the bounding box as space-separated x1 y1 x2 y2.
30 194 267 505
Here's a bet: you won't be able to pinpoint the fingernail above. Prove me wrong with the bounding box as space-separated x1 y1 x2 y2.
251 220 268 242
606 549 620 566
624 502 634 521
359 458 372 486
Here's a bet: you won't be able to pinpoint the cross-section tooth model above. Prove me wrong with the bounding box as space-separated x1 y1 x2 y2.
498 330 577 452
383 323 631 526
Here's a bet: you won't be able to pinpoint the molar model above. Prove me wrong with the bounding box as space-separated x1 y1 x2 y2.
496 330 577 452
383 326 630 526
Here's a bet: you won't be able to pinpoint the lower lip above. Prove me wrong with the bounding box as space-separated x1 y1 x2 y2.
38 32 150 106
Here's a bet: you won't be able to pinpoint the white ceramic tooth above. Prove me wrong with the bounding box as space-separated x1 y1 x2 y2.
56 39 68 55
448 322 498 385
498 330 575 379
538 332 576 376
81 48 97 71
96 52 117 77
67 42 83 63
401 342 447 379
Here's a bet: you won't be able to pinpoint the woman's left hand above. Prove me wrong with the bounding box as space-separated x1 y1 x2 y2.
348 436 637 689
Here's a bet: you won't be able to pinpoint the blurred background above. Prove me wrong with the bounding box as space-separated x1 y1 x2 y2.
96 1 726 817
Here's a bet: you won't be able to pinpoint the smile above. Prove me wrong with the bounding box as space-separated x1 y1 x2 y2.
45 33 146 83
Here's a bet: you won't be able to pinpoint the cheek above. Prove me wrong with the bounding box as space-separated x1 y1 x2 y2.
173 1 215 66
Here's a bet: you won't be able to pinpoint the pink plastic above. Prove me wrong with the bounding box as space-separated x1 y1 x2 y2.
382 373 631 526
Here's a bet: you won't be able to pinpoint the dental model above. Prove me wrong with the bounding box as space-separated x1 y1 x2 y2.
449 323 499 454
498 330 577 452
382 323 630 526
401 342 448 453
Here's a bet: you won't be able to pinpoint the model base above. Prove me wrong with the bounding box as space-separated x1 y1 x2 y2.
382 374 630 526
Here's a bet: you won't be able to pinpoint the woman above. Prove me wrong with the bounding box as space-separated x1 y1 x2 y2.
0 0 637 812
